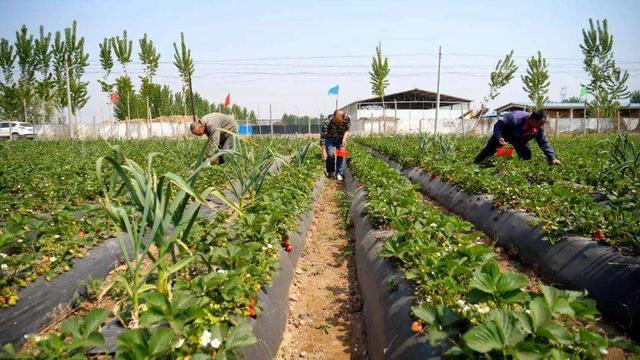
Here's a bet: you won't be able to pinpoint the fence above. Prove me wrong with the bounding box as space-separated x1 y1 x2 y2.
31 121 322 139
349 112 640 136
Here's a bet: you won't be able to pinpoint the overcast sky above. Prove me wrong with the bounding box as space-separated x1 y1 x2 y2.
1 0 639 121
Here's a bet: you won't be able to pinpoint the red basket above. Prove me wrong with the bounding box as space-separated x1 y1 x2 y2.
335 148 350 158
496 145 513 158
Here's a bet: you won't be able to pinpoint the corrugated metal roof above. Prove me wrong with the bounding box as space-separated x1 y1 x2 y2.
341 88 472 109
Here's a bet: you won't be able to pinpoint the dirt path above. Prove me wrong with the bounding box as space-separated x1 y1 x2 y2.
277 180 367 360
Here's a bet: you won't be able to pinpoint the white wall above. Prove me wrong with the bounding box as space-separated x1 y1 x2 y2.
34 122 191 139
350 111 640 135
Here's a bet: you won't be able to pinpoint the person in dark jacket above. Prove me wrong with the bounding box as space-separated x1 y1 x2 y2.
474 110 562 165
320 110 351 180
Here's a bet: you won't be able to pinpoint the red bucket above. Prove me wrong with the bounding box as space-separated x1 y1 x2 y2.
496 145 513 158
335 148 350 158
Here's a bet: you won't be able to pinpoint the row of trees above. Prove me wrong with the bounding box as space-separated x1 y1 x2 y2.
479 18 631 119
0 23 260 128
98 31 257 122
0 22 89 125
279 113 324 126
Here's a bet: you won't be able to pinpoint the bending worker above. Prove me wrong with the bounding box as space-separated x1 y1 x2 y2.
474 110 561 165
190 112 237 164
320 110 351 181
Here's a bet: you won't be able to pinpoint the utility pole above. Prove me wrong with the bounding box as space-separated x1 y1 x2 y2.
434 45 442 135
269 104 273 135
126 90 131 139
64 56 73 138
146 97 152 138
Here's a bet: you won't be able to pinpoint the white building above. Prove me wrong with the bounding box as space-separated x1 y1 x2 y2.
341 88 472 135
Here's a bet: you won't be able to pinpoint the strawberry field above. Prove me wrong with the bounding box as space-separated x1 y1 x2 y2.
1 134 639 359
356 134 640 255
346 143 638 358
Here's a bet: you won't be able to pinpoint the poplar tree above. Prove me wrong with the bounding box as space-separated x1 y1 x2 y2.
139 33 160 118
581 18 629 123
111 30 133 120
369 42 390 133
172 32 194 116
522 51 550 110
477 50 518 116
34 26 55 123
0 38 18 124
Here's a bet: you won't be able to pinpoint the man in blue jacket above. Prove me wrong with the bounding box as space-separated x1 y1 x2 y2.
474 110 562 165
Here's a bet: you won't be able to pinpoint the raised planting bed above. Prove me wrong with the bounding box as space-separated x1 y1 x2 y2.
356 134 640 255
0 151 298 348
1 142 324 359
366 145 640 339
344 143 637 358
0 138 302 308
344 165 444 359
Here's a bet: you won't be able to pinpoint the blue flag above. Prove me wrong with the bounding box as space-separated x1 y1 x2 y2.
328 85 339 95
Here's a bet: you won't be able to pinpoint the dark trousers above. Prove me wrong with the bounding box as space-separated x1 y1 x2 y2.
218 133 233 165
474 136 531 163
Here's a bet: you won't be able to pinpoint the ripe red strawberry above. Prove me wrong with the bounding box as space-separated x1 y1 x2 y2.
285 244 293 253
410 321 423 333
495 200 504 209
95 227 102 234
591 231 606 240
357 183 364 189
249 299 256 307
248 306 257 318
430 174 437 180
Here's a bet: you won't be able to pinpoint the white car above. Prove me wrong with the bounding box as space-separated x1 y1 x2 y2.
0 121 36 140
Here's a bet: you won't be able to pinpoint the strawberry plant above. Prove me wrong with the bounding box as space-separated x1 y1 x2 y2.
348 143 637 358
0 137 301 307
357 134 640 254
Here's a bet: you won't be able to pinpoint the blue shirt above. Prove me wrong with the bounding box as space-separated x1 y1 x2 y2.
493 111 556 161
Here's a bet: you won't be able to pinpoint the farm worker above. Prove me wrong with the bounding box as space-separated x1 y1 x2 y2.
320 110 351 181
190 112 237 165
474 110 562 165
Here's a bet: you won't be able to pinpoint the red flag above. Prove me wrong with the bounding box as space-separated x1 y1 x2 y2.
110 92 119 103
224 93 230 108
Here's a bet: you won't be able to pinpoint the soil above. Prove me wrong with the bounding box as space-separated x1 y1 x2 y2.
277 180 367 360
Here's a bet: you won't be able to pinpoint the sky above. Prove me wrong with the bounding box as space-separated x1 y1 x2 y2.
1 0 639 121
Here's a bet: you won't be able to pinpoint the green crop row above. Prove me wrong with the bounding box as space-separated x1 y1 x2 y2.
347 143 635 359
355 134 640 254
0 137 301 307
1 140 323 359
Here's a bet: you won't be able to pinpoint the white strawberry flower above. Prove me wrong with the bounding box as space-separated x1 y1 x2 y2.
174 338 185 348
0 253 6 258
1 264 8 271
54 235 60 239
429 223 438 227
210 337 222 349
199 330 212 346
50 256 57 263
267 243 273 249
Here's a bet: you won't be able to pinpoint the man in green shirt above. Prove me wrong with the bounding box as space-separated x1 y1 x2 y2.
190 112 237 164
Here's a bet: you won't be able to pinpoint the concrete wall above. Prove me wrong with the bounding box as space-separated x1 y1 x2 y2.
34 122 191 139
350 112 640 135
